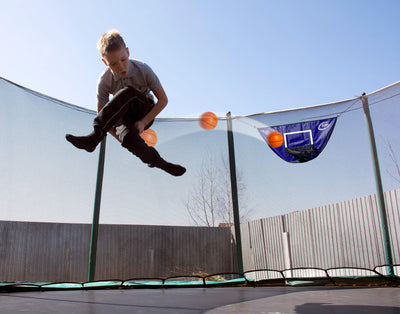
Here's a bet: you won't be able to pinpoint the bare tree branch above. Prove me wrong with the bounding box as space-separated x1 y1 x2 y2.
185 154 252 226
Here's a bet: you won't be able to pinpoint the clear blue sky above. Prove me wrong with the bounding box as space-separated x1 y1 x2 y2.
0 0 399 117
1 0 400 225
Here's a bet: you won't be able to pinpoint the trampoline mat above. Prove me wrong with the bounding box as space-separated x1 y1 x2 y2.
1 286 399 313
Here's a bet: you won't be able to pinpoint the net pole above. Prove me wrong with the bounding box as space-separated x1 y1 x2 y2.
88 137 107 281
361 94 394 276
226 112 244 275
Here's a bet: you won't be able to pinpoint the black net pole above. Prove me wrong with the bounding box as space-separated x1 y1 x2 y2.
361 94 394 276
226 112 244 275
88 137 107 281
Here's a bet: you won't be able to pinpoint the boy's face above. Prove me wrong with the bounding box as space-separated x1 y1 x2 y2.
102 47 130 78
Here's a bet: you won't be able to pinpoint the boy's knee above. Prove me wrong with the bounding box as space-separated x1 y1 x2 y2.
119 85 135 95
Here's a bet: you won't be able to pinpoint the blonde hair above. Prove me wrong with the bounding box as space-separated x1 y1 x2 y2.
97 29 126 57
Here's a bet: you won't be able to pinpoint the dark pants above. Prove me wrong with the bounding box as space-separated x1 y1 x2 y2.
94 86 161 165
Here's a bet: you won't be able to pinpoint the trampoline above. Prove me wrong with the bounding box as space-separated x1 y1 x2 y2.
1 77 400 313
1 287 400 313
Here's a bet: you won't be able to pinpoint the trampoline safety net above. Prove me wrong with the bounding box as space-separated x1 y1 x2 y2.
1 77 400 291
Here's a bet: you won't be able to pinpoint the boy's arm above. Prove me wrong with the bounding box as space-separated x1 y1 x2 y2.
135 86 168 134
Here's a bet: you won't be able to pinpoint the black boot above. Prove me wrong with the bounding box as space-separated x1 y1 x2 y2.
65 128 104 152
150 159 186 176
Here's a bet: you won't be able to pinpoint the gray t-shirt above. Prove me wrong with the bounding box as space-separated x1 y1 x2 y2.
96 59 162 108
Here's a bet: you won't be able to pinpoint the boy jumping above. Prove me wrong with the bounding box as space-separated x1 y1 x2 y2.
66 30 186 176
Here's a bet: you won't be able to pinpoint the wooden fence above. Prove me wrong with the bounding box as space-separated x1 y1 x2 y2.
0 222 236 282
241 188 400 280
1 189 399 283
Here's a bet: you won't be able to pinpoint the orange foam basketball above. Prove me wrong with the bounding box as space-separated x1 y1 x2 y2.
140 128 157 147
267 131 283 148
200 112 218 130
